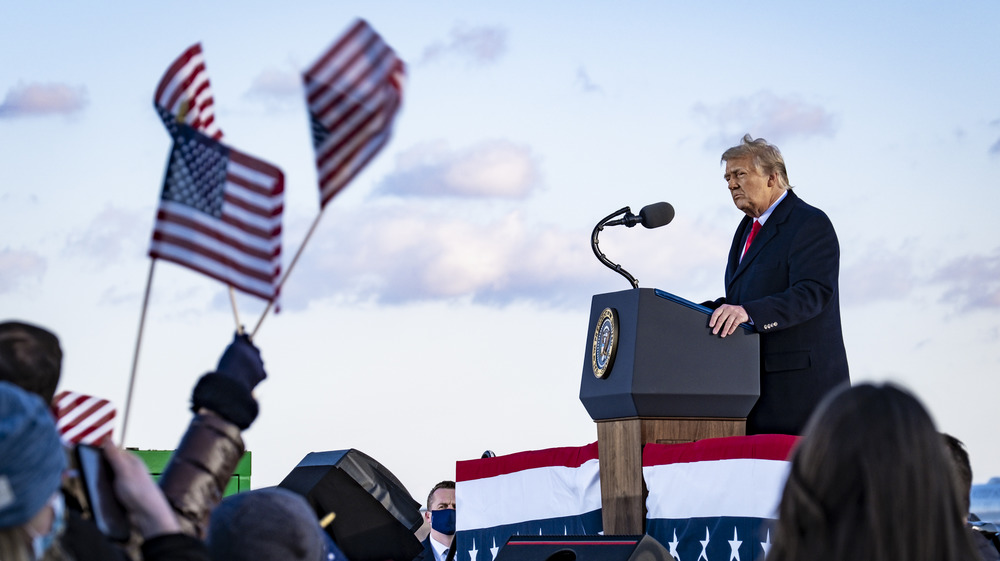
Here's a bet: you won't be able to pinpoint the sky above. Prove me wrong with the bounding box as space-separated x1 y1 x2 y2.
3 1 1000 504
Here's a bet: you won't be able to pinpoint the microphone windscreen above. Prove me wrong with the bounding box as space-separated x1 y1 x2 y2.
639 202 675 228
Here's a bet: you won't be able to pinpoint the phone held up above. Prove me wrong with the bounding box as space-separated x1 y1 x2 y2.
75 443 131 542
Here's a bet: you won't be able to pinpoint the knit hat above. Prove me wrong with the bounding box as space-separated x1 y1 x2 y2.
206 487 329 561
0 381 66 528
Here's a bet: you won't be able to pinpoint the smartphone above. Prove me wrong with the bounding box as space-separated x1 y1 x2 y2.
76 444 131 542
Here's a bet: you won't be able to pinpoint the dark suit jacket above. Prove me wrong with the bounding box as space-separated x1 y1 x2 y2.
721 190 849 435
413 536 434 561
413 536 455 561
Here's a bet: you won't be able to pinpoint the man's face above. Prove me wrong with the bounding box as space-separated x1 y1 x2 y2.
724 156 777 218
425 487 456 524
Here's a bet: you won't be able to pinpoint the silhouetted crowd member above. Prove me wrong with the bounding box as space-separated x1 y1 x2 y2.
0 320 272 559
0 381 208 561
942 433 1000 561
0 321 62 404
206 487 334 561
768 383 978 561
158 332 267 538
415 481 456 561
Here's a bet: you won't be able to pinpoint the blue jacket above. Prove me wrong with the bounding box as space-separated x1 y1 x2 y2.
721 190 850 434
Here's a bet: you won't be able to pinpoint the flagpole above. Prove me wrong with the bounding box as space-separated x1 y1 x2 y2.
228 286 244 335
120 259 156 448
251 211 325 338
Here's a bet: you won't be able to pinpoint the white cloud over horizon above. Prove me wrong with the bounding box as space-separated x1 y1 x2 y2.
374 140 543 199
245 67 302 104
0 249 47 294
62 205 149 268
0 82 87 118
932 247 1000 311
693 91 837 150
418 23 508 66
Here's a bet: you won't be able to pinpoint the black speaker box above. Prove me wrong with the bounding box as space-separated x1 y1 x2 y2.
493 535 672 561
278 449 423 561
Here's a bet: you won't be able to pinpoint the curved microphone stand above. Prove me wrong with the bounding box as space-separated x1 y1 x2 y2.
591 206 639 289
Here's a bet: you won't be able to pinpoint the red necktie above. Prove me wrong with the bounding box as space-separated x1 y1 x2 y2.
741 220 761 260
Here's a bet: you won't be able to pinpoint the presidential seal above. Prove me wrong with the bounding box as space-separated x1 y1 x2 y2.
591 307 619 378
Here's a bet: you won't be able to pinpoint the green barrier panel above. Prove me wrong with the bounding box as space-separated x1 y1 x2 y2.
129 449 252 496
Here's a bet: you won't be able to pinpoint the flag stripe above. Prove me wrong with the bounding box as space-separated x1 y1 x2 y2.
644 458 789 519
311 42 395 123
55 396 105 429
151 231 278 280
458 460 602 530
315 92 392 169
317 92 400 205
303 19 370 85
151 244 279 300
643 434 797 466
154 43 223 140
458 442 599 481
78 425 114 446
53 393 90 419
51 391 115 446
304 19 404 209
61 405 116 442
154 44 203 107
319 128 391 206
155 203 280 256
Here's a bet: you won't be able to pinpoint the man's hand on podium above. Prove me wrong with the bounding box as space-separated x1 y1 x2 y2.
710 304 749 338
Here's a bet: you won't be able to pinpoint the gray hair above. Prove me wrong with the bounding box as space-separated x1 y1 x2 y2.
721 134 791 189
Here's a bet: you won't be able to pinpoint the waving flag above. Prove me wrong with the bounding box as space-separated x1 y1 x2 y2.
52 391 116 446
154 43 223 140
455 442 602 561
304 19 405 208
643 435 797 561
149 124 284 301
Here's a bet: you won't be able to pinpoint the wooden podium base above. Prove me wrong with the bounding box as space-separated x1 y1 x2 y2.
596 417 745 534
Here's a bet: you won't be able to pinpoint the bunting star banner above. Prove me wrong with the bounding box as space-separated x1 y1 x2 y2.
643 434 797 561
148 124 284 301
303 19 405 208
154 43 223 140
455 442 603 561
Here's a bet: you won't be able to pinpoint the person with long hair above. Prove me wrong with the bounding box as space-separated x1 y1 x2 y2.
768 383 979 561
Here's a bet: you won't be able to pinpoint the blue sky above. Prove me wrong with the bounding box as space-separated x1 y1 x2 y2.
2 1 1000 501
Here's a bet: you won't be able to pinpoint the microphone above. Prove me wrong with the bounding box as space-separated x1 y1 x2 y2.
605 202 675 228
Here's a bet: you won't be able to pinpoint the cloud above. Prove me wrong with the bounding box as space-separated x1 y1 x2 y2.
840 244 916 306
245 68 301 103
374 140 542 199
576 67 602 94
693 91 837 149
0 249 46 293
274 208 728 310
63 206 149 267
931 248 1000 310
419 23 508 65
0 82 87 118
990 137 1000 156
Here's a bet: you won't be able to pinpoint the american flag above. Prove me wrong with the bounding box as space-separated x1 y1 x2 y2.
149 124 284 301
304 19 405 208
154 43 223 140
52 391 116 446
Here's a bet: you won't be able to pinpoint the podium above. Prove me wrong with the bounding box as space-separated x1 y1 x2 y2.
579 288 760 534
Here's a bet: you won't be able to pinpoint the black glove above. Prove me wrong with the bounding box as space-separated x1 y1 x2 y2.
215 333 267 392
190 332 266 429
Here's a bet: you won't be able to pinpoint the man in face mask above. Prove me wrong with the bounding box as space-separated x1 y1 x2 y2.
416 481 456 561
